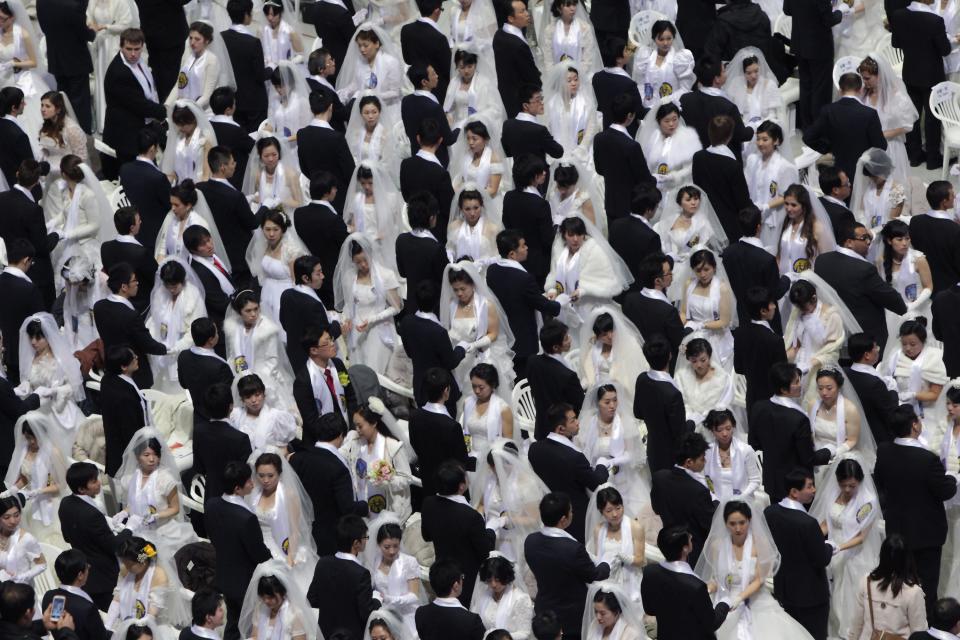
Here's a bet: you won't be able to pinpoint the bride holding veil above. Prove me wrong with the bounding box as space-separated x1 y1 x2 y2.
580 581 647 640
336 23 408 121
343 161 401 266
238 559 319 640
578 305 648 393
161 100 217 185
543 62 599 162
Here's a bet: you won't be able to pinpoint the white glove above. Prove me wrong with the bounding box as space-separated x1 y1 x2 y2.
469 335 492 352
351 7 368 25
125 514 145 531
606 554 623 571
729 595 744 610
907 287 932 313
380 594 397 605
833 443 851 460
837 2 852 15
0 62 12 73
291 54 304 64
262 197 281 209
898 390 917 403
110 510 129 529
21 488 38 500
12 382 29 398
142 513 157 526
617 552 634 566
486 515 507 531
596 456 611 468
34 386 53 399
684 320 704 331
555 293 571 307
455 341 471 353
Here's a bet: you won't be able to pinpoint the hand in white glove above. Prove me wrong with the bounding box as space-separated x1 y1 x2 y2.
0 62 12 74
898 390 917 403
142 513 157 526
837 2 852 15
684 320 704 331
617 552 634 566
351 7 368 25
12 382 29 398
729 595 744 610
34 386 53 399
555 293 571 307
596 456 611 468
947 455 960 474
833 443 851 460
455 341 471 353
606 554 623 571
21 488 38 500
380 594 397 605
110 510 129 528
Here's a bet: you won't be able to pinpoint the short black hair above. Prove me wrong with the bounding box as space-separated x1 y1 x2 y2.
106 262 135 294
66 461 100 494
737 206 761 237
306 413 349 444
407 190 438 229
890 404 919 438
610 92 635 124
105 345 136 375
818 164 843 195
931 598 960 632
113 206 139 234
435 460 467 495
429 558 463 598
783 467 813 494
415 279 439 313
768 361 800 395
0 582 35 622
191 587 223 626
637 252 670 289
222 460 252 494
182 225 211 254
641 335 671 371
512 153 548 188
496 229 523 258
335 514 368 552
209 86 236 114
207 146 234 173
137 127 161 154
676 432 708 465
847 332 877 362
600 36 627 67
657 525 692 562
545 402 573 433
745 286 775 320
294 254 322 285
54 549 88 585
694 55 723 86
407 63 431 89
837 72 862 92
417 118 443 146
539 491 571 527
538 319 567 353
203 383 233 420
422 367 451 403
190 317 218 346
927 180 953 210
631 182 661 215
309 90 333 116
6 238 35 265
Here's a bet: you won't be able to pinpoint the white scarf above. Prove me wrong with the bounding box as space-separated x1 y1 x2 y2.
256 600 290 640
704 439 750 500
118 564 155 620
462 394 505 444
770 394 806 416
808 394 847 450
126 469 162 520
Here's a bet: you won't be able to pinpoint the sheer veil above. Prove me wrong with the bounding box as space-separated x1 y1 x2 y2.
577 304 649 391
439 260 516 349
238 559 319 640
537 0 602 77
244 212 309 282
160 99 218 179
809 453 882 555
17 312 84 402
850 147 896 226
580 581 647 640
4 411 69 525
264 60 313 138
724 47 784 126
545 155 607 235
115 427 190 524
442 41 506 127
175 19 237 91
332 231 401 315
150 255 208 327
343 160 401 266
240 134 302 210
363 606 415 640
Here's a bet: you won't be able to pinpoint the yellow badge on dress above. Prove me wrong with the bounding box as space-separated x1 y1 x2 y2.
159 323 168 340
368 494 387 513
856 503 873 524
554 281 565 295
657 163 669 175
282 538 290 555
793 258 811 273
577 129 585 144
234 355 248 373
464 434 472 453
659 82 673 97
686 234 700 249
135 600 146 619
769 180 778 198
177 72 188 89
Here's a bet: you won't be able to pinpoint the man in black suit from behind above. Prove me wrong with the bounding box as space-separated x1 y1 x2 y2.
817 166 856 240
588 0 629 43
642 525 731 640
734 287 788 412
280 256 342 370
37 0 94 132
136 0 190 101
875 405 959 616
58 462 132 611
305 0 357 82
395 195 450 315
0 161 58 310
0 241 45 386
844 333 901 445
609 183 662 292
289 414 369 555
593 94 654 222
783 0 842 128
398 285 466 409
209 88 255 189
421 461 496 605
933 282 960 378
41 549 110 640
529 404 608 543
526 321 584 440
0 332 39 479
177 319 234 423
501 85 565 168
692 116 752 243
749 363 832 502
221 0 269 132
94 263 168 389
622 253 688 369
764 468 835 640
910 180 960 295
100 347 151 478
415 559 486 640
501 155 554 286
399 120 456 244
0 89 35 188
205 461 272 640
524 492 611 640
310 515 382 640
803 73 887 180
679 56 752 161
634 336 692 473
297 92 355 213
814 221 906 353
294 174 349 307
408 368 472 498
119 129 170 245
593 38 644 137
401 64 457 167
401 0 452 103
486 230 562 381
722 207 790 331
910 598 960 640
492 0 541 117
100 207 157 314
306 49 350 131
192 384 253 501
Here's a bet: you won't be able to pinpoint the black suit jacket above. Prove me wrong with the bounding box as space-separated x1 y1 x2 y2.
524 531 611 637
593 127 654 221
58 495 130 598
408 407 471 498
421 495 495 604
844 365 900 444
651 467 716 566
205 496 272 599
814 250 906 351
622 291 687 368
633 372 691 472
399 155 455 243
592 69 643 137
102 54 167 160
220 29 268 117
892 8 952 88
933 285 960 377
910 213 960 294
874 440 958 549
676 0 716 54
501 118 564 164
176 349 233 419
306 1 356 78
118 159 170 245
679 90 752 160
294 201 349 307
310 555 381 640
99 374 149 477
197 180 260 281
803 97 887 180
93 298 166 389
296 124 356 212
415 603 485 640
501 190 554 286
691 150 753 242
192 418 253 499
401 19 452 103
819 196 857 244
721 238 790 331
733 322 787 411
100 239 157 313
41 588 109 640
782 0 841 59
397 314 466 406
528 437 608 542
36 0 94 76
306 77 350 131
136 0 189 51
289 446 368 555
0 187 56 308
486 263 561 359
0 272 44 386
292 357 351 426
210 119 255 189
0 119 35 189
279 287 341 369
526 354 584 440
748 399 831 502
641 562 730 640
493 29 541 117
394 232 449 313
609 216 662 290
0 378 38 479
401 93 457 166
589 0 629 35
189 258 235 331
764 503 833 607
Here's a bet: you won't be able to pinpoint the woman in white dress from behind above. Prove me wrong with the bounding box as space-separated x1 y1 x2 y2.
581 582 647 640
145 257 207 393
238 559 318 640
470 553 534 639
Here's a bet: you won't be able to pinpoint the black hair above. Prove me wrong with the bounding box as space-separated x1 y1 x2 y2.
305 413 349 445
745 286 775 320
207 146 235 174
105 261 135 293
890 404 919 438
54 548 89 585
676 432 708 465
0 86 24 116
222 460 252 494
113 206 139 235
553 163 579 189
694 55 723 87
231 289 260 314
191 587 223 626
435 460 467 495
407 63 431 89
407 191 439 229
454 49 479 67
837 72 862 92
927 180 953 210
159 259 187 286
512 153 548 189
689 248 716 271
684 337 712 360
898 317 928 344
429 558 463 598
415 279 440 313
600 36 627 67
496 229 524 258
868 534 919 598
592 589 624 615
532 611 563 640
641 335 671 371
847 332 877 362
190 317 218 347
595 485 623 511
417 118 443 146
595 383 617 404
376 522 403 544
931 598 960 632
256 575 288 598
704 408 736 431
539 491 571 527
422 367 451 403
254 451 283 475
66 461 99 494
737 205 762 238
769 361 800 395
226 0 253 24
818 164 844 195
238 374 267 399
478 555 516 584
835 457 864 483
294 255 323 285
657 525 692 562
133 437 162 461
783 467 813 494
788 279 817 309
656 101 681 123
469 363 500 389
0 582 35 623
756 120 783 145
610 92 635 124
203 383 233 420
592 312 614 337
880 219 910 284
117 536 155 564
637 252 671 289
631 182 662 215
546 403 574 433
815 367 844 389
308 90 333 116
538 319 568 353
6 238 35 265
189 20 214 41
559 216 587 239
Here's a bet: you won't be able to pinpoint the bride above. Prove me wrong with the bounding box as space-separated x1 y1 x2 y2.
675 337 739 427
161 100 216 185
344 93 394 164
443 47 505 128
805 368 876 471
361 512 423 636
39 92 88 168
105 536 189 632
3 412 68 542
230 373 298 449
264 61 312 143
166 20 234 109
449 115 506 202
538 0 600 75
470 553 534 638
580 582 647 640
238 560 318 640
145 257 207 393
343 161 401 267
242 136 304 213
446 186 501 263
155 179 230 266
585 486 646 603
336 24 407 121
0 0 49 143
245 209 308 325
694 500 814 640
543 63 598 161
47 157 113 278
637 101 702 192
578 305 648 392
679 250 737 369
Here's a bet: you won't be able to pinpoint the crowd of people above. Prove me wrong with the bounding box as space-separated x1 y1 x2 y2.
2 0 960 639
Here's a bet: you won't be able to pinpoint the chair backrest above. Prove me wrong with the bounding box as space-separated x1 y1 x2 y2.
36 543 65 597
109 185 132 211
510 378 536 433
876 37 904 75
773 13 792 39
831 56 861 90
190 474 206 504
627 10 668 49
930 82 960 129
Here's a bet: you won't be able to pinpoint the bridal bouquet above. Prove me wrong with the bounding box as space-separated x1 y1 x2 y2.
368 459 395 485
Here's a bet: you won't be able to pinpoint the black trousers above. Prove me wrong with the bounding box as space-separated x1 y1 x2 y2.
235 108 268 134
797 57 833 130
89 589 114 613
913 545 942 617
784 602 829 640
55 73 92 134
147 45 183 102
224 594 243 640
906 84 942 163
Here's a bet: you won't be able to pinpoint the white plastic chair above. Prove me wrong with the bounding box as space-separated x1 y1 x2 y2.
773 14 792 47
929 81 960 178
877 37 904 77
627 10 668 50
36 543 66 596
180 474 205 514
377 373 415 400
94 138 117 159
831 55 861 90
510 378 536 438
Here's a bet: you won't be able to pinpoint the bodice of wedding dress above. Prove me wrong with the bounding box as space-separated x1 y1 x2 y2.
229 407 297 451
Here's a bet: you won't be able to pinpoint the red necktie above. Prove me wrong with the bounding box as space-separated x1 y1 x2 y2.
323 368 340 414
212 257 230 279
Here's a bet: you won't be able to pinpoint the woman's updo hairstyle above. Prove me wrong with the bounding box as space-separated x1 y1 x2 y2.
189 21 214 42
171 180 198 207
261 209 290 231
559 216 588 237
171 105 198 127
256 136 282 158
554 164 580 189
689 248 717 271
835 458 865 483
592 589 624 614
159 259 187 286
118 536 158 565
256 575 288 598
723 500 752 521
815 367 844 388
470 363 500 389
478 554 516 584
595 485 624 511
376 522 402 544
899 318 928 343
464 120 491 140
60 155 85 183
656 101 681 122
742 55 759 72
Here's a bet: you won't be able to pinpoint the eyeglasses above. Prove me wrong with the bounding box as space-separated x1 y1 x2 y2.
854 235 871 242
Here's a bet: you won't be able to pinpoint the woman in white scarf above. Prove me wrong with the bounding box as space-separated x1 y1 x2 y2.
878 220 933 357
242 136 304 213
446 185 502 264
230 372 298 450
543 63 599 161
333 233 401 373
336 24 408 121
776 184 836 279
676 337 740 427
440 0 497 49
60 255 108 352
2 413 68 542
631 19 694 111
344 161 401 267
361 512 423 636
345 93 395 164
882 318 948 435
261 0 304 70
0 495 46 593
584 486 646 604
166 20 234 109
145 257 207 393
577 383 650 520
696 501 814 640
449 116 506 200
245 210 308 325
724 48 783 131
850 148 906 253
744 121 799 251
859 56 916 190
637 100 702 191
362 608 414 640
115 428 200 555
14 314 84 458
580 582 647 640
703 409 762 504
470 553 534 639
805 368 877 474
0 0 51 144
247 452 319 590
443 47 506 129
161 100 216 184
809 456 883 638
87 0 138 132
440 261 516 391
680 250 737 368
238 560 318 640
538 0 601 77
155 180 230 268
459 363 515 465
546 160 604 233
104 536 190 630
264 61 312 143
47 157 113 280
578 306 649 393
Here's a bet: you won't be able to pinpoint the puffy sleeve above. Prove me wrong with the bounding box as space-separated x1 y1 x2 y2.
400 553 419 581
156 470 180 500
674 49 696 92
20 534 42 564
271 409 298 446
885 91 918 132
